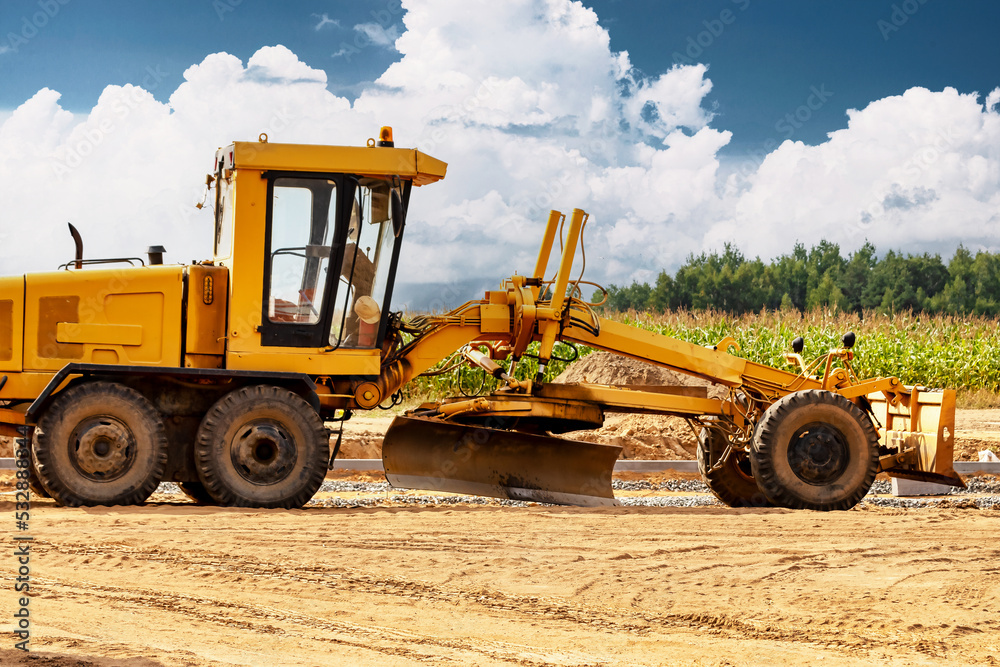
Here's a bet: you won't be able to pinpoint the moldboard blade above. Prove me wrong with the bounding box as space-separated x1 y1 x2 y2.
382 415 621 507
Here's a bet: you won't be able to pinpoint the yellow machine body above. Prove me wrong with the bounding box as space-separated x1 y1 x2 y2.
0 132 960 510
0 136 447 408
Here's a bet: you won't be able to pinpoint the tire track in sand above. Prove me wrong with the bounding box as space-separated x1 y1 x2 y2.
33 539 960 662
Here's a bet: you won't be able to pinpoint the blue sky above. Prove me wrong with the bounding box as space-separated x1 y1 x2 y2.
1 0 998 301
594 0 1000 150
3 0 997 151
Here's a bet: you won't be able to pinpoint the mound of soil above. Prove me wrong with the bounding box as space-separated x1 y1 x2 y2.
554 351 727 460
954 437 999 462
554 351 727 399
564 412 698 459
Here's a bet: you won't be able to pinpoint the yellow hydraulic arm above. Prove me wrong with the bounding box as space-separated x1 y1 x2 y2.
377 208 960 510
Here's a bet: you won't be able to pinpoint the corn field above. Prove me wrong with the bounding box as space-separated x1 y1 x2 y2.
404 309 1000 403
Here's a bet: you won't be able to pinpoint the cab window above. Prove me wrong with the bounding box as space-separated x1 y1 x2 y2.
267 178 337 325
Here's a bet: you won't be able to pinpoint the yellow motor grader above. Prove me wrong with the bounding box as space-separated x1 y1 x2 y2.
0 130 962 510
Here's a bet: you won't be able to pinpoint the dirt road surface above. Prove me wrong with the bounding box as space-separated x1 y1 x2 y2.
3 404 998 665
2 496 998 666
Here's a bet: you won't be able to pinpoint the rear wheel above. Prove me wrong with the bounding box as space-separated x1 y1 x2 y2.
697 427 770 508
750 390 878 511
32 382 169 506
194 385 327 508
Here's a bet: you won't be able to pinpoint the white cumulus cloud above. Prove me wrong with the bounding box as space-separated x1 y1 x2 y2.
709 86 1000 260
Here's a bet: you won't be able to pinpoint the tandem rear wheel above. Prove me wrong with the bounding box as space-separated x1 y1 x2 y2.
750 390 879 511
32 381 169 507
194 385 328 509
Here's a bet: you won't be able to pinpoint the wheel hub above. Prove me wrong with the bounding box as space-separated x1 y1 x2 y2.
230 422 296 485
71 417 135 480
787 423 849 486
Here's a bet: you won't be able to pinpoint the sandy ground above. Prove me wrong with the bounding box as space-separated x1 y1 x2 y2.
0 491 997 667
2 351 997 666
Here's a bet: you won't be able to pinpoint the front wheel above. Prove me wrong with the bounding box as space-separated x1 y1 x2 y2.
194 385 328 508
750 390 878 511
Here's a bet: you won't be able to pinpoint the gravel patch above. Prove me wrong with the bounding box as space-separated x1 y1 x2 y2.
153 475 1000 510
613 479 708 492
859 496 1000 510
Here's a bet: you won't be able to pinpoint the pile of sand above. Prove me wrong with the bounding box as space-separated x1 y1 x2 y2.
554 351 727 460
563 412 699 459
554 351 726 399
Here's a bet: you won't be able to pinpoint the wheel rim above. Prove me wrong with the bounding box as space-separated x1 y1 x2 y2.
734 451 755 481
69 416 136 481
229 421 297 485
786 422 850 486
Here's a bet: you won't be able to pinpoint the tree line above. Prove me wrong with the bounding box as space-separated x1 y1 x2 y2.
600 242 1000 315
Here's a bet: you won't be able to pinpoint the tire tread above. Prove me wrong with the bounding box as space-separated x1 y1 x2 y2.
32 382 168 507
194 385 327 509
751 390 878 511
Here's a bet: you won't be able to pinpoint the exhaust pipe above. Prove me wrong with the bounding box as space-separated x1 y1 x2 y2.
68 223 83 269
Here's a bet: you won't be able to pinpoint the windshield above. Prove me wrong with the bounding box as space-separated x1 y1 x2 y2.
329 178 402 348
266 178 337 324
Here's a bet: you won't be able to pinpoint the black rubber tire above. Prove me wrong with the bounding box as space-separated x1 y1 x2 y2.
750 390 879 511
194 385 328 509
178 481 216 504
32 382 169 507
16 438 52 499
696 427 771 508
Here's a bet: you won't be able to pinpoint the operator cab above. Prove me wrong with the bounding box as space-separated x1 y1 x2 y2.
260 174 405 349
211 130 445 355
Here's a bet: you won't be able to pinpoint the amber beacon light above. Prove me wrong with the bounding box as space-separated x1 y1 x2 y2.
377 126 394 147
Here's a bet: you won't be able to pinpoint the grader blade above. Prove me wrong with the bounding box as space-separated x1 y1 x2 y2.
382 416 621 507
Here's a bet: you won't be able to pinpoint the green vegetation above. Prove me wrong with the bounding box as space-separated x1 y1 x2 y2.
403 310 1000 406
404 341 582 402
402 241 1000 404
603 242 1000 316
609 309 1000 396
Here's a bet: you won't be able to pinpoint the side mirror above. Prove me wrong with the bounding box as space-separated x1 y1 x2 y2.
390 190 405 238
